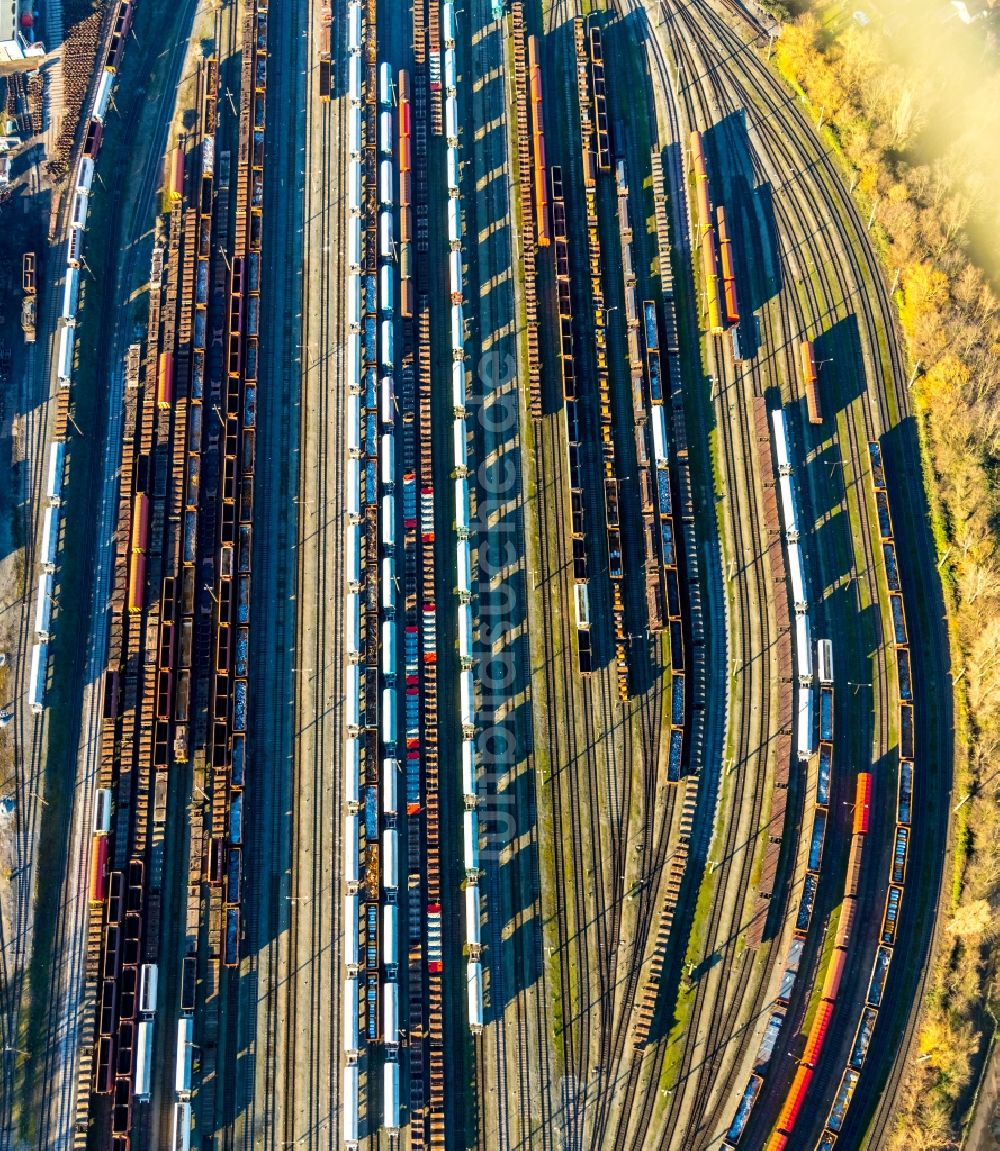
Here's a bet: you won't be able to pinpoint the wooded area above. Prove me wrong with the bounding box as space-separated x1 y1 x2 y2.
772 9 1000 1147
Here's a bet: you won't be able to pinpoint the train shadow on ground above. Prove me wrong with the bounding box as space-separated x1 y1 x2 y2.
704 110 782 317
814 313 866 415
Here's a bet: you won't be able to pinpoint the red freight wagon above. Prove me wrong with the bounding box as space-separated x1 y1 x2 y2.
131 492 149 553
83 119 104 159
803 1000 833 1067
772 1065 813 1146
853 772 872 836
90 833 109 904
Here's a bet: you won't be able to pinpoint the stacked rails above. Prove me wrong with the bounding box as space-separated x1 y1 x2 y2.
30 0 135 714
587 24 611 173
811 442 914 1147
575 16 627 700
509 3 541 418
549 167 592 673
688 130 723 335
800 339 822 425
441 0 485 1046
526 36 550 247
744 395 795 949
616 162 666 636
377 60 402 1133
641 301 684 777
761 773 871 1151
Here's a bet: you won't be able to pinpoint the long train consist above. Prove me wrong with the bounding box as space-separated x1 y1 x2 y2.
28 0 135 714
809 442 914 1148
70 0 271 1144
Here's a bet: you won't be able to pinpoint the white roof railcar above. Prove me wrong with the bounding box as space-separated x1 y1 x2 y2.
29 643 47 713
445 94 459 142
381 375 395 424
343 978 360 1053
445 47 457 90
345 663 360 730
467 960 484 1031
453 417 467 472
175 1017 193 1097
134 1019 154 1099
457 538 472 596
379 61 393 106
795 613 813 682
451 303 464 353
47 442 66 506
464 808 479 872
448 198 462 246
381 555 395 610
458 602 473 662
343 1062 360 1145
771 408 791 473
383 757 398 815
93 788 112 833
787 540 806 610
778 473 798 538
384 1060 401 1129
455 477 469 534
449 248 462 297
346 523 361 588
347 391 361 454
452 359 466 410
383 827 398 889
379 158 393 208
348 157 363 214
172 1102 191 1151
383 980 399 1044
346 457 360 519
443 1 456 45
380 109 393 155
347 215 362 269
462 739 476 801
382 687 396 745
817 638 834 685
797 685 815 761
76 157 94 193
345 892 360 968
460 668 475 728
382 619 396 678
139 963 158 1016
348 54 362 105
466 882 481 949
345 592 360 660
380 263 394 312
574 582 591 630
381 319 394 368
41 505 60 573
62 266 80 324
651 405 669 466
382 494 396 548
381 431 395 486
345 737 360 807
34 573 52 642
347 2 362 51
380 210 394 259
57 325 74 387
383 903 398 965
344 814 360 887
447 147 460 192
